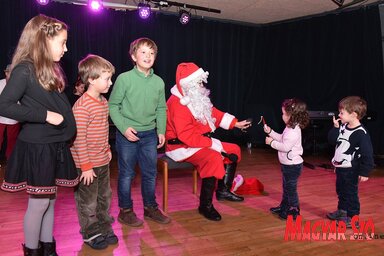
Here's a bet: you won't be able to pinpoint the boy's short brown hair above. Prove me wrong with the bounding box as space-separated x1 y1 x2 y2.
338 96 367 120
78 54 115 89
129 37 158 63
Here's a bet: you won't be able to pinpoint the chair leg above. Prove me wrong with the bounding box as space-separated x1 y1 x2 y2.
192 169 198 194
163 167 168 213
158 157 197 213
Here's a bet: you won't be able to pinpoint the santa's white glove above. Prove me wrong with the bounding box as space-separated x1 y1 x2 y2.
210 138 224 153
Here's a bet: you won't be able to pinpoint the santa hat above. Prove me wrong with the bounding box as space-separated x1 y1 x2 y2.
176 62 209 105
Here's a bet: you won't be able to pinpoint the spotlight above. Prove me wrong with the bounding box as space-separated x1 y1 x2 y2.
179 9 191 25
36 0 50 5
138 3 151 19
88 0 103 11
331 0 344 7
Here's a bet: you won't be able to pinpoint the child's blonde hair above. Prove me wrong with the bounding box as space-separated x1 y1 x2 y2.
11 14 68 92
129 37 158 64
338 96 367 120
282 98 309 129
78 54 115 90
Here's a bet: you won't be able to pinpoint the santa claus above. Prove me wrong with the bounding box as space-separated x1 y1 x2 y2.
165 62 251 221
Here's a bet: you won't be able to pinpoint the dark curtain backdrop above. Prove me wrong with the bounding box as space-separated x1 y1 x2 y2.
1 0 384 154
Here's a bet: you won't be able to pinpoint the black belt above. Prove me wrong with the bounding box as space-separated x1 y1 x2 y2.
168 132 213 145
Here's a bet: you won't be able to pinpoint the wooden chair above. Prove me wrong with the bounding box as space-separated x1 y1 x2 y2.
157 154 198 213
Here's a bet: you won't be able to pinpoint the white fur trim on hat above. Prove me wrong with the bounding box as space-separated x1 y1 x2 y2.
179 68 207 87
180 96 191 105
170 85 191 106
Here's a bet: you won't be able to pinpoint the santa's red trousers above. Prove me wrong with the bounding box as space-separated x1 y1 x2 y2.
184 142 241 179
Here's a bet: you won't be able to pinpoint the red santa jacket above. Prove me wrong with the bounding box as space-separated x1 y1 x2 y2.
165 85 237 161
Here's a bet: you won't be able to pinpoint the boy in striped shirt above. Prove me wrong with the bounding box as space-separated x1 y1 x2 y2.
71 54 117 250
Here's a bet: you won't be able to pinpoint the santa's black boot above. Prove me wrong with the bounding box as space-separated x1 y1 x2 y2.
198 177 221 221
216 163 244 202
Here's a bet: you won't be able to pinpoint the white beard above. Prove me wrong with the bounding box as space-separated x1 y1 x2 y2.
183 83 215 125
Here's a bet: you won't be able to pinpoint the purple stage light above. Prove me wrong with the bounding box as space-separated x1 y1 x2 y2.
36 0 50 5
138 3 151 19
89 0 103 11
179 10 191 25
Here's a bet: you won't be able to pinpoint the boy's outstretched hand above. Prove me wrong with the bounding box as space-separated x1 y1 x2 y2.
157 134 165 148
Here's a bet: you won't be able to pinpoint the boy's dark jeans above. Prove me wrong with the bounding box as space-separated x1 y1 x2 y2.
115 129 158 209
281 163 302 209
336 167 360 217
75 164 113 239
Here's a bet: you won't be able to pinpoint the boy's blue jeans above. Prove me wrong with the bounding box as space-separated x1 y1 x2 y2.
74 164 113 239
280 163 302 209
116 129 158 210
336 167 360 217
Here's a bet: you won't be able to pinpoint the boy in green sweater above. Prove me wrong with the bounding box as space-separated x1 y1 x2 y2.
109 38 170 226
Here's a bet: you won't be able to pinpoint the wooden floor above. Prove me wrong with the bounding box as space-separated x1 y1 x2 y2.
1 147 383 256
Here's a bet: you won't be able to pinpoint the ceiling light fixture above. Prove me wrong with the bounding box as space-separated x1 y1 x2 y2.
88 0 103 11
36 0 50 5
179 9 191 25
152 0 220 14
138 2 151 19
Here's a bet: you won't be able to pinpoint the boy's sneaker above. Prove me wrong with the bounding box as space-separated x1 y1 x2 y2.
144 206 171 224
280 207 300 220
84 234 108 250
337 216 360 229
270 205 283 215
103 231 118 245
326 209 347 220
106 214 115 224
118 208 144 227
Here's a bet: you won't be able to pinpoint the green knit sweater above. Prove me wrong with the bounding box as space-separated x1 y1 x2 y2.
108 66 166 135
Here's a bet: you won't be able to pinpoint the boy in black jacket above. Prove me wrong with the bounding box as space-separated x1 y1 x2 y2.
327 96 374 228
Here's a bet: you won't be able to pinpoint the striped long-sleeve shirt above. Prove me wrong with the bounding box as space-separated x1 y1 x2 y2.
71 93 111 171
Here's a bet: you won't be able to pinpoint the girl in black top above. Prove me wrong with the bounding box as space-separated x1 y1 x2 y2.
0 14 79 255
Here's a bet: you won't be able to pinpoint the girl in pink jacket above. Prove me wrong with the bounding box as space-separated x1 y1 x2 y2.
264 98 309 220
